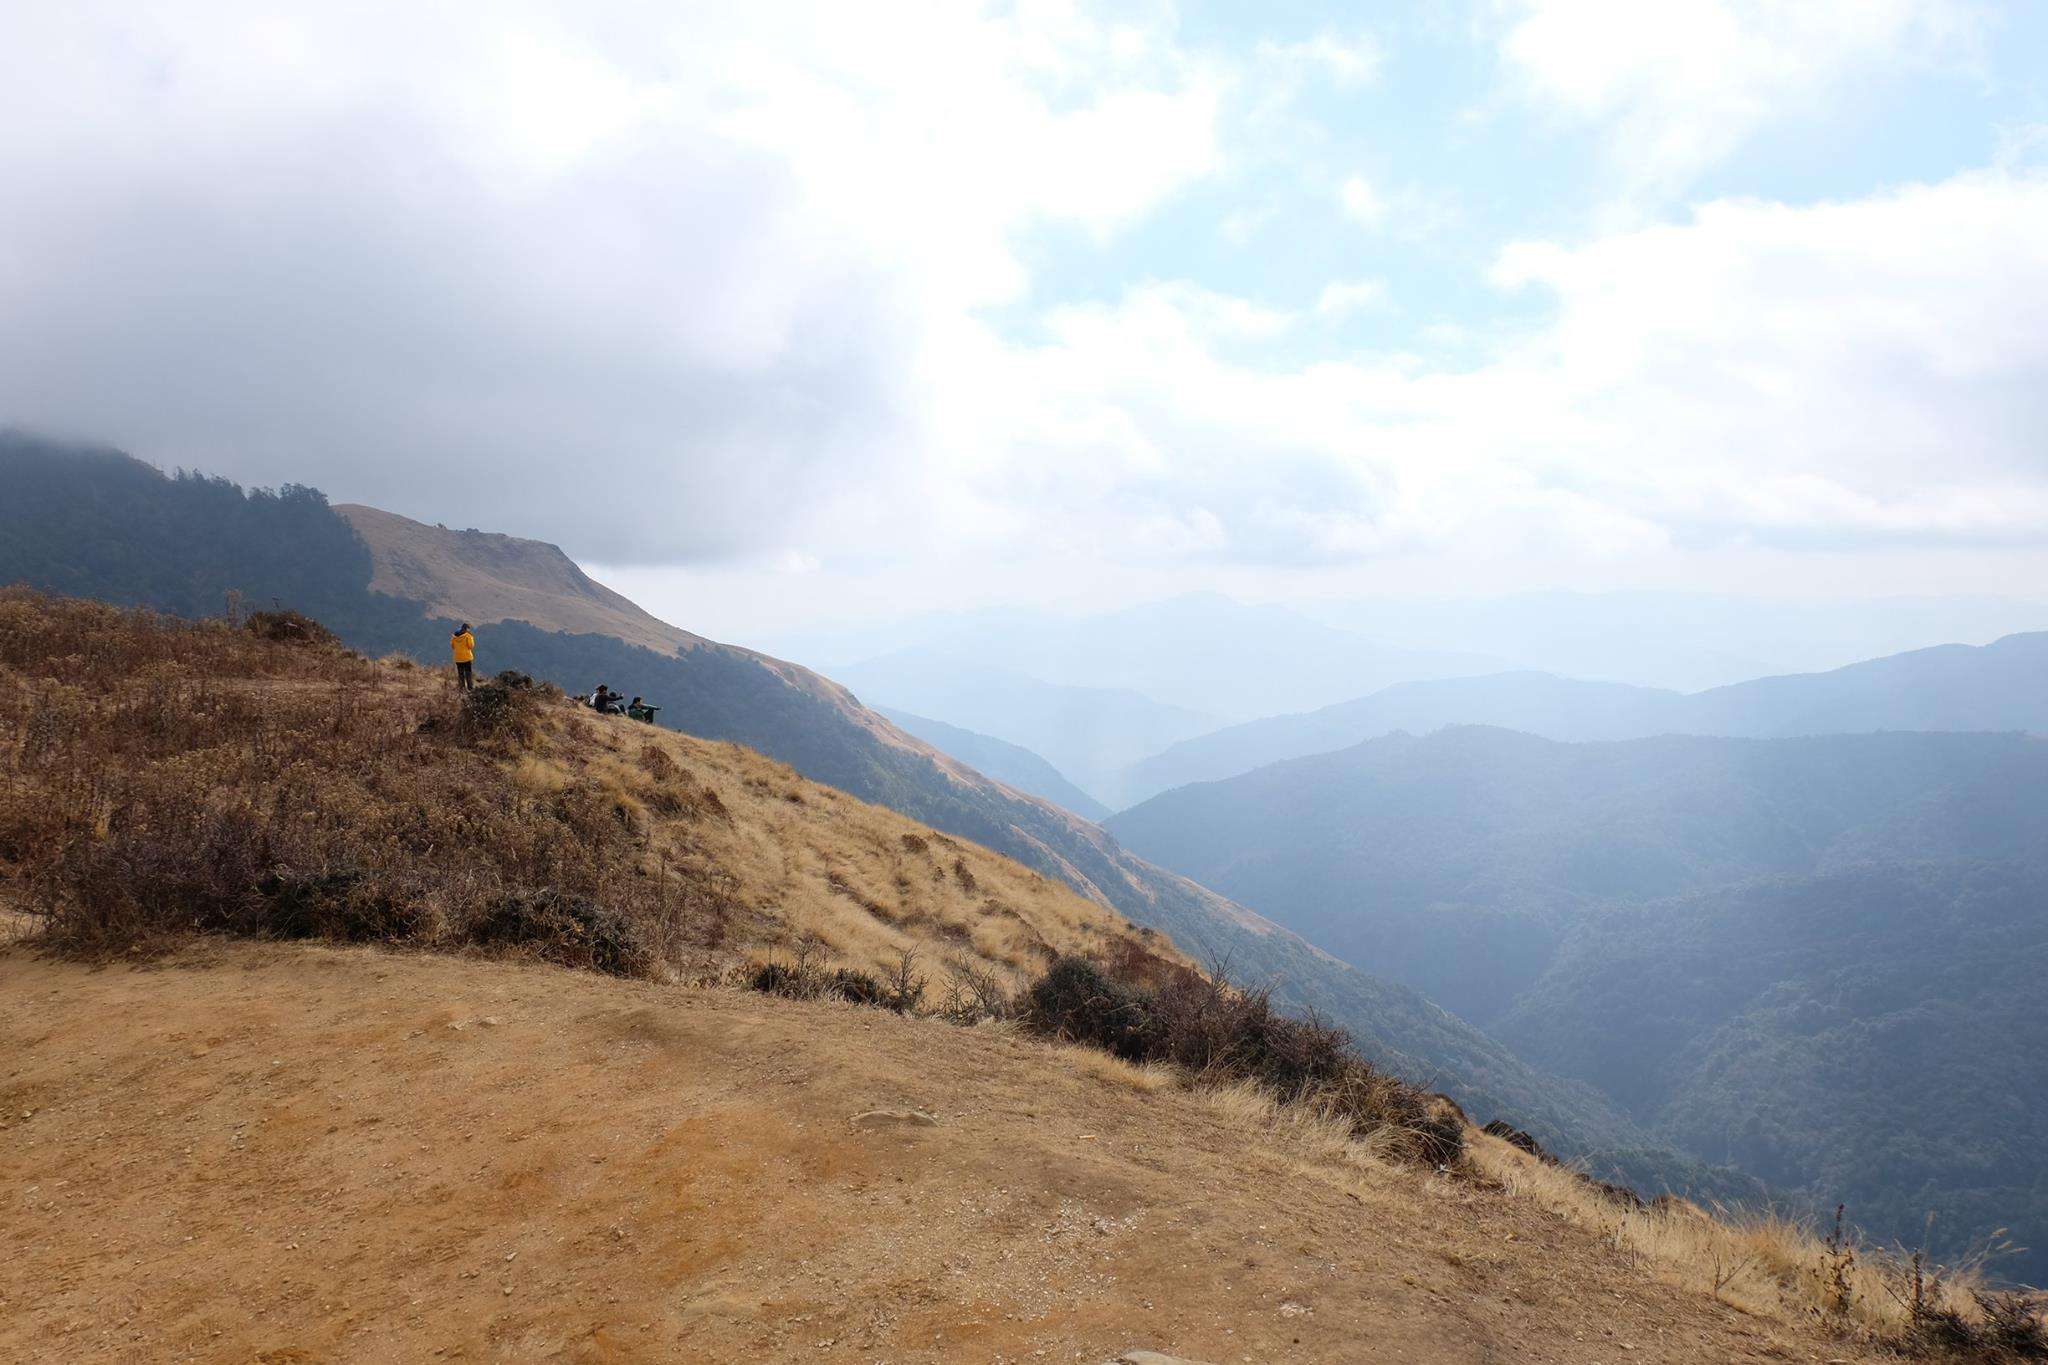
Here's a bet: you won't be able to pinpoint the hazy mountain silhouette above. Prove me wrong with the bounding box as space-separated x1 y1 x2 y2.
832 654 1219 808
773 592 1507 721
875 706 1110 821
1124 637 2048 803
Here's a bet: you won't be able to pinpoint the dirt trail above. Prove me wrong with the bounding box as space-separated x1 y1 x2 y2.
1 945 1875 1363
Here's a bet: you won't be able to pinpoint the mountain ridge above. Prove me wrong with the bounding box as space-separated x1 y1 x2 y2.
1123 632 2048 801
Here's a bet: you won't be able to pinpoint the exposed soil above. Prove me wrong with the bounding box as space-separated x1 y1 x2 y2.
1 944 1881 1363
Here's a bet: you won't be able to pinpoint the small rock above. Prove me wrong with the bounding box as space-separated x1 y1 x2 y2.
1119 1352 1215 1365
1278 1301 1309 1317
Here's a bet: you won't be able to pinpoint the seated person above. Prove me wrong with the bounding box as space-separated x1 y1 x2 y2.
626 696 660 723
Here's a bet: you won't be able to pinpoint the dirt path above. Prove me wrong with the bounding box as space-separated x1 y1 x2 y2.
1 944 1877 1363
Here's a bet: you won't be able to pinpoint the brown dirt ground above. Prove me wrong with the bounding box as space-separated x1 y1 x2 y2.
0 944 1883 1364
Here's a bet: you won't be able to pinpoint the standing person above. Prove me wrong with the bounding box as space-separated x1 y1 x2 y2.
450 622 476 691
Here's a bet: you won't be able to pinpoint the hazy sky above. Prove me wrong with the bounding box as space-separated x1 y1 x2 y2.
4 2 2046 640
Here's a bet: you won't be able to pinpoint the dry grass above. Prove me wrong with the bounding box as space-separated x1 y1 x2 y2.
1057 1044 1175 1094
1470 1131 2044 1356
0 589 1175 998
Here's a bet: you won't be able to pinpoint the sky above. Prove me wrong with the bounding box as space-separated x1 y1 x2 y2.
3 1 2047 643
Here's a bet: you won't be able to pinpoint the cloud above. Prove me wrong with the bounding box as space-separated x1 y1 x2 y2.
1256 30 1385 88
1314 279 1389 319
1339 175 1387 226
1493 0 1987 190
922 164 2048 574
0 1 1220 563
3 0 2044 629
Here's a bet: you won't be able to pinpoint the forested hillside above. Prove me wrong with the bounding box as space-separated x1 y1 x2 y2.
1108 725 2048 1280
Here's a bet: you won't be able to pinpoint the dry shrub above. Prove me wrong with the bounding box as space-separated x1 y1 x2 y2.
1020 954 1459 1166
0 590 733 976
741 947 923 1012
639 742 679 783
899 832 927 855
244 609 337 647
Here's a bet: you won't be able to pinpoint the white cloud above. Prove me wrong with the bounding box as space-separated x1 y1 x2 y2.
1494 0 1987 190
0 0 1221 561
1339 175 1386 226
1314 279 1389 318
915 164 2048 579
1256 30 1385 88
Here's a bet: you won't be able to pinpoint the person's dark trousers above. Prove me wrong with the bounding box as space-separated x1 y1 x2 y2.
456 661 474 690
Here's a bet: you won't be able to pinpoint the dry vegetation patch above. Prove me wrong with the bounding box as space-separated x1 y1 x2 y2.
1470 1133 2045 1359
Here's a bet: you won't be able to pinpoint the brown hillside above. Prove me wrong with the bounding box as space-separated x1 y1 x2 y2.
0 589 1169 992
0 943 1878 1365
338 503 707 657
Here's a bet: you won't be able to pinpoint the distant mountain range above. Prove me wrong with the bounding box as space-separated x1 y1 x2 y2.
1124 636 2048 802
833 655 1218 809
1302 590 2048 693
1106 725 2048 1280
0 430 1669 1166
770 592 1506 721
875 707 1109 821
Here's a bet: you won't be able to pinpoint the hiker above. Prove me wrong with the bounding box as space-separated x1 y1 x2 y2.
627 696 660 723
450 623 476 691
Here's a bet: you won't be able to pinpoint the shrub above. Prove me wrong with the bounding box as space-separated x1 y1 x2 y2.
1021 952 1461 1165
1022 956 1159 1061
257 870 419 943
467 888 650 977
245 609 337 646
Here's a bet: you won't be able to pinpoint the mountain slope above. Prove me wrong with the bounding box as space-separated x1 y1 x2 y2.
1502 862 2048 1288
1106 725 2048 1279
876 706 1111 820
1122 632 2048 799
0 434 1637 1160
338 502 704 655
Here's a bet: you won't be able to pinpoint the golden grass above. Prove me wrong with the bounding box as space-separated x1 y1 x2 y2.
1056 1044 1175 1093
1467 1131 2003 1342
538 706 1181 989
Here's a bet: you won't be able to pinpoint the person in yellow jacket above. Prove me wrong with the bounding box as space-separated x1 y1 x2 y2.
450 623 476 691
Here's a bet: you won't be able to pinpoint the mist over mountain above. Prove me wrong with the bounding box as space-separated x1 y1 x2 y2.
770 593 1507 721
832 654 1220 809
1305 592 2048 693
874 707 1110 821
1107 725 2048 1278
1126 635 2048 802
